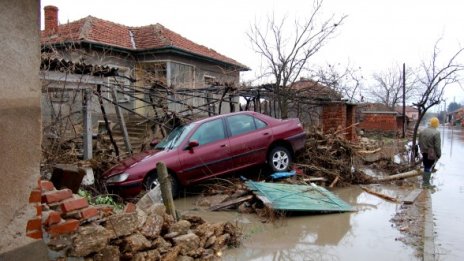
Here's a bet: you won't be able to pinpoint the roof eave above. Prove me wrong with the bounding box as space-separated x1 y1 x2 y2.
40 40 250 71
41 40 134 56
135 46 250 71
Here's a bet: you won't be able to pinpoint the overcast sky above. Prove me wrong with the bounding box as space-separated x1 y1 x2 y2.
40 0 464 104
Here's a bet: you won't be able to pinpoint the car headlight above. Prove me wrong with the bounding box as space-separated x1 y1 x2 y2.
106 172 129 183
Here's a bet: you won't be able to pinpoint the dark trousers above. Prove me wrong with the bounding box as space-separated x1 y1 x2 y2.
422 153 436 172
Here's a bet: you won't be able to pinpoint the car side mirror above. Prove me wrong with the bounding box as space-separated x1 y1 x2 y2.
150 138 159 147
186 140 199 150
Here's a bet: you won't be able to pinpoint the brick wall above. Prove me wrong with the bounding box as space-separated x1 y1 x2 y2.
322 103 346 133
321 103 357 141
359 112 398 136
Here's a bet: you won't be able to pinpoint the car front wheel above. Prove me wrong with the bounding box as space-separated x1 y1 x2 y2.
144 171 179 198
268 146 292 172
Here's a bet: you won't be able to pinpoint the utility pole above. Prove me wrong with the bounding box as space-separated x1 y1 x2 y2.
402 63 406 138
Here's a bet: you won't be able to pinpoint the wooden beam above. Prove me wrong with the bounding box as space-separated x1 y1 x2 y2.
110 85 132 155
209 195 254 211
157 162 177 220
360 186 399 203
41 71 108 85
82 88 93 160
374 170 421 182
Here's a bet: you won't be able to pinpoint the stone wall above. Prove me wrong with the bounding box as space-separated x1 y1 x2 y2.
0 0 41 253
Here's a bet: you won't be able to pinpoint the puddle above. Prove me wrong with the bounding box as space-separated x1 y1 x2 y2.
430 127 464 260
176 186 418 260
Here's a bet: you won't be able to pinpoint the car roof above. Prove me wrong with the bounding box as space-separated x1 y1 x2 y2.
192 111 261 125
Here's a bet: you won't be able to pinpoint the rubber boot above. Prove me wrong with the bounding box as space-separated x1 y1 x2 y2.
422 171 431 188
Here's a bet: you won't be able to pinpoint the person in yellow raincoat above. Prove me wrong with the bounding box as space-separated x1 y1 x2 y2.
418 117 441 188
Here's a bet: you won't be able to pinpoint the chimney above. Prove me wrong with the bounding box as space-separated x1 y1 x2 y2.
44 5 58 34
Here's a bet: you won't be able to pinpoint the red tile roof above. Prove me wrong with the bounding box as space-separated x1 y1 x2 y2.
290 79 342 100
41 16 248 70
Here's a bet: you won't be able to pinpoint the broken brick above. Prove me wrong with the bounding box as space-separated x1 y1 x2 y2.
60 197 89 213
26 218 42 232
40 180 55 192
29 189 42 203
42 189 73 204
48 219 79 236
26 229 43 239
123 203 136 213
43 210 62 226
80 206 98 220
35 205 43 216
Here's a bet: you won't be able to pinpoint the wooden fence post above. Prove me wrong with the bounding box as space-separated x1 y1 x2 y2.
156 162 177 220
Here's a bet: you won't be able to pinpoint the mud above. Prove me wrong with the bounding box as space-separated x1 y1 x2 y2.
391 190 428 258
176 185 420 261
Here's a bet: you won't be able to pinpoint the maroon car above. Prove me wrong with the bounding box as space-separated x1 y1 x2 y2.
102 111 306 197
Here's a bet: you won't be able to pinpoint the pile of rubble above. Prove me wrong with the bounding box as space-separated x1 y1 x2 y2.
295 129 373 186
27 179 240 260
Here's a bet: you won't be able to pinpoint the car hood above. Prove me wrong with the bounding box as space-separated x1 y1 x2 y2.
103 149 162 178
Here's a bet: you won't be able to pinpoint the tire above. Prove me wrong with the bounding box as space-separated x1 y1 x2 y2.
144 171 179 198
268 146 292 172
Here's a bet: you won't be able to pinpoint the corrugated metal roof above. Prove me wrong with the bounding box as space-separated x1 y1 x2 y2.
245 181 353 213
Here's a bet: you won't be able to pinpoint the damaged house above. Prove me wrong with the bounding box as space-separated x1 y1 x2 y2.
40 5 249 156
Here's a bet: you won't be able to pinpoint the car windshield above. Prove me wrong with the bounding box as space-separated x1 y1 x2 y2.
154 124 194 150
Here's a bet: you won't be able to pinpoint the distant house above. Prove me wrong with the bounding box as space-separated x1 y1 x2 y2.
289 78 356 141
40 5 249 123
448 107 464 126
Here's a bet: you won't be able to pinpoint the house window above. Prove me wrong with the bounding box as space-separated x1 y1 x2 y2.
204 75 216 86
49 88 70 103
143 62 167 85
170 62 194 88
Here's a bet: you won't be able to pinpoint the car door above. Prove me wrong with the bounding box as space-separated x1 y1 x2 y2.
226 114 272 170
177 118 232 184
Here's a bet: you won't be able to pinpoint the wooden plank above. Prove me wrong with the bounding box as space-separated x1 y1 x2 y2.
157 162 177 220
111 86 132 155
374 170 420 182
402 189 423 204
360 186 399 203
209 195 254 211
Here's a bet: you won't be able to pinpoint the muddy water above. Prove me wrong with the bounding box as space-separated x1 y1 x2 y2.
176 186 418 260
431 127 464 260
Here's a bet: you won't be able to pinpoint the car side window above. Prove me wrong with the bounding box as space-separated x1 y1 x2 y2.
227 115 257 136
254 118 267 129
190 119 225 145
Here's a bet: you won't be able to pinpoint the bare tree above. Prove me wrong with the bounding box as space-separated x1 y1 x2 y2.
369 65 418 110
247 0 346 118
315 63 364 103
411 40 464 160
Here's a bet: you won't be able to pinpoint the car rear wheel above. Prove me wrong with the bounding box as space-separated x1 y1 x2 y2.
268 146 292 172
144 171 179 198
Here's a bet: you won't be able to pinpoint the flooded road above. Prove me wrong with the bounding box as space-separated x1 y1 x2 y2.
176 186 418 260
432 127 464 260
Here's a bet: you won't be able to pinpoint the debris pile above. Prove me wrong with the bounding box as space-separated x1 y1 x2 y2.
27 179 241 260
198 180 280 222
295 129 373 186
